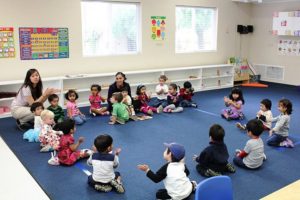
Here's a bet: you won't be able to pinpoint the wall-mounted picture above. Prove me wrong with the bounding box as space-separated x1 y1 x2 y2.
0 27 15 58
19 27 69 60
151 16 166 41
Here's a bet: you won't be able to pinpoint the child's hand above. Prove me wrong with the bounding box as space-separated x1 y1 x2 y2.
137 164 149 172
115 148 121 156
78 137 84 144
224 96 229 102
269 130 273 136
192 155 198 161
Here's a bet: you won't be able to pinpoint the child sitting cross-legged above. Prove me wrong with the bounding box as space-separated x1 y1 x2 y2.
109 92 129 125
54 119 91 165
234 119 266 169
87 134 125 193
138 143 196 200
193 124 236 177
47 94 65 123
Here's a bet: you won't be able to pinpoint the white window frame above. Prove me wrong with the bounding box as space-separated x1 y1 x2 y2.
175 6 218 54
81 0 141 57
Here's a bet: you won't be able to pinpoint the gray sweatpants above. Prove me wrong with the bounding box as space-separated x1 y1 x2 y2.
11 106 34 124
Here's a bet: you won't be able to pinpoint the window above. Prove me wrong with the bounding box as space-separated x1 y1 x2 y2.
176 6 217 53
81 1 140 56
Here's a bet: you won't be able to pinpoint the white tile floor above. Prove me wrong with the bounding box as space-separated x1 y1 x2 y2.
0 136 49 200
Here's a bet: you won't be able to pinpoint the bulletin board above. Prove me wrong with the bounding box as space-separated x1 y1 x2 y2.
278 39 300 56
19 27 69 60
0 27 15 58
273 11 300 36
151 16 166 41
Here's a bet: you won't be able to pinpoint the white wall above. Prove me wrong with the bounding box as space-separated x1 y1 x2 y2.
248 2 300 85
0 0 250 81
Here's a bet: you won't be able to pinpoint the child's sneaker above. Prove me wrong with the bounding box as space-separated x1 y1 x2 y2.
191 103 198 108
286 138 294 148
81 149 93 157
236 122 246 130
147 110 153 115
94 184 112 193
129 115 139 121
157 105 163 113
110 179 125 193
226 163 236 173
48 152 60 165
204 169 221 177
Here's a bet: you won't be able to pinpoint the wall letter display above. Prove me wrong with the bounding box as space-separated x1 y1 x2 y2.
19 27 69 60
273 11 300 36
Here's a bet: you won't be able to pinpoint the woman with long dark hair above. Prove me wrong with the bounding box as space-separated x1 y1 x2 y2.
11 69 59 131
107 72 131 112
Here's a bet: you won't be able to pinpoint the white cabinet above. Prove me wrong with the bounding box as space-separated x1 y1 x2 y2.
0 64 233 118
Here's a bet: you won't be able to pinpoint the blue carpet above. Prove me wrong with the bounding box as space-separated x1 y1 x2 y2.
1 82 300 200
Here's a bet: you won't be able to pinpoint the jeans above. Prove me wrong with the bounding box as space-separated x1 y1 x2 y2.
150 98 168 108
267 134 287 146
72 115 86 125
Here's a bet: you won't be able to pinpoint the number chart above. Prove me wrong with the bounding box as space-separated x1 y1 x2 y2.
19 27 69 60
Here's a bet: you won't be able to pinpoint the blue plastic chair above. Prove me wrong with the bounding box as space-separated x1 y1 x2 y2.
195 176 233 200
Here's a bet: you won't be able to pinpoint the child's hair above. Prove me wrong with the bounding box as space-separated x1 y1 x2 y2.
169 83 178 91
183 81 192 89
112 92 123 103
65 89 79 100
229 87 245 104
246 119 264 136
30 102 44 112
121 87 128 93
40 110 54 121
91 84 101 92
167 148 180 162
209 124 225 142
48 94 59 103
159 75 168 81
261 99 272 110
136 84 146 95
54 119 75 135
94 134 113 153
279 98 293 115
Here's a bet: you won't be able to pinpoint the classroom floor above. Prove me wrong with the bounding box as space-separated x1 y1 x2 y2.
0 83 300 200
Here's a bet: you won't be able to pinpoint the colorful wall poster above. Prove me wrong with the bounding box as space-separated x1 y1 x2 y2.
273 11 300 36
278 39 300 56
19 27 69 60
151 16 166 41
0 27 15 58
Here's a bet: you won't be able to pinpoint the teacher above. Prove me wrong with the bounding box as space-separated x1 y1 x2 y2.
107 72 131 112
11 68 60 131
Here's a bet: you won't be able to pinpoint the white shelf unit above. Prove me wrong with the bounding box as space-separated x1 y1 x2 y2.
0 64 233 118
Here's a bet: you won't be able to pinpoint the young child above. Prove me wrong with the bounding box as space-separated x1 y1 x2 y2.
193 124 235 177
163 83 183 113
179 81 197 108
65 89 86 125
152 75 168 108
267 99 293 147
55 119 90 165
221 87 245 120
136 84 163 115
122 88 135 116
109 92 129 125
138 143 196 200
234 119 266 169
237 99 273 130
89 84 109 116
39 110 63 152
87 134 125 193
23 102 44 142
47 94 64 123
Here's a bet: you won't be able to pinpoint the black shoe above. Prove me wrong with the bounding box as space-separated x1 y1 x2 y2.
16 120 33 132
